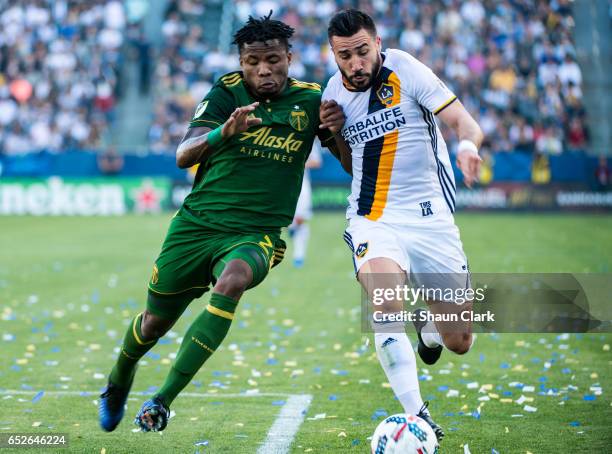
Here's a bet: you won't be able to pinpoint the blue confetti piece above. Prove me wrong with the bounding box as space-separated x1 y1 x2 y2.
328 395 338 401
11 365 21 372
479 353 485 363
351 439 360 446
437 385 449 392
443 412 455 417
21 384 33 390
569 421 580 427
583 395 595 401
561 368 571 374
538 376 547 382
158 339 171 345
531 357 541 363
272 400 285 406
499 362 510 369
492 449 500 454
194 440 209 446
79 391 90 396
334 370 348 376
50 346 60 353
32 391 44 403
313 367 321 374
266 358 279 365
371 409 388 420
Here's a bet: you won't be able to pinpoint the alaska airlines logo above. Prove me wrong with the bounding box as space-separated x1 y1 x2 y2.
376 83 395 106
239 127 303 152
342 107 406 146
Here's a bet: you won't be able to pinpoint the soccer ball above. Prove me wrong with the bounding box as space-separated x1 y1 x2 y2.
371 413 439 454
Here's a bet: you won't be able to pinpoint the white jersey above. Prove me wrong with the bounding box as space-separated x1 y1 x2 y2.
323 49 458 224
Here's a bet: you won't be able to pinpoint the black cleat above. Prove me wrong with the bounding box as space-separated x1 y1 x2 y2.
134 396 170 432
417 401 444 442
412 308 443 365
99 378 133 432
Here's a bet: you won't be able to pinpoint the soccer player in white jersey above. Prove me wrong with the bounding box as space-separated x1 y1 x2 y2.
323 10 484 442
290 138 323 267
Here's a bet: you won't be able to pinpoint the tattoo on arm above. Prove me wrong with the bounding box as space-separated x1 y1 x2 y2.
176 127 213 169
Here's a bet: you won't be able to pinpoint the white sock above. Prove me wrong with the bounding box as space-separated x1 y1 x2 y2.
292 223 309 261
421 320 444 348
375 330 424 415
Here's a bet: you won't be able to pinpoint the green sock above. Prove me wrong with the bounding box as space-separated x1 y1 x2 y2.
109 312 157 387
156 293 238 405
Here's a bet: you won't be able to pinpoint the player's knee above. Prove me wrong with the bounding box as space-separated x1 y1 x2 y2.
214 261 252 299
445 333 472 355
141 310 175 340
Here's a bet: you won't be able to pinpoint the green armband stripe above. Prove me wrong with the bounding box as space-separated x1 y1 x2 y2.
207 126 225 147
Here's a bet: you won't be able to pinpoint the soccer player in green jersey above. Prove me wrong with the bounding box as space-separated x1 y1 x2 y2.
98 13 348 433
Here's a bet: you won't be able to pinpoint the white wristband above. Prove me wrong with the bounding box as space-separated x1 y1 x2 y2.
458 139 479 156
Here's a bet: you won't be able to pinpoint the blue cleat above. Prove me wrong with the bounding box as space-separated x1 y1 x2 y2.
134 396 170 432
98 379 133 432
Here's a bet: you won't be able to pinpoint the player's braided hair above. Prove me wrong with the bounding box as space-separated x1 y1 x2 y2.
233 10 295 52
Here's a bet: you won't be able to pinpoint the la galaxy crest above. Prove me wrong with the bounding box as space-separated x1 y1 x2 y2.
289 105 309 131
355 242 369 258
376 83 395 106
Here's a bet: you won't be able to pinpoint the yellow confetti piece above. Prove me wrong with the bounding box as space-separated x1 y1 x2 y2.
333 343 342 351
515 340 525 347
505 426 509 433
481 384 493 391
461 371 468 377
69 323 79 330
461 404 468 411
235 422 244 427
73 424 80 427
282 319 294 327
489 393 499 399
590 372 598 379
101 449 106 454
512 364 527 372
305 347 315 353
89 344 101 350
305 449 313 452
32 422 41 427
338 431 347 438
603 344 610 351
339 381 349 386
26 344 36 352
190 417 198 421
161 358 171 365
381 382 391 388
248 379 258 386
285 360 297 367
16 359 28 365
500 398 513 403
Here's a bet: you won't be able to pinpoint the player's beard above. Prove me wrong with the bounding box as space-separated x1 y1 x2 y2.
342 53 382 90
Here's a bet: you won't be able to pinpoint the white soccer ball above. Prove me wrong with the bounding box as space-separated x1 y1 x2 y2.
371 413 439 454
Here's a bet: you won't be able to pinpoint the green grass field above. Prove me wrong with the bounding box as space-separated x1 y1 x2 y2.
1 213 611 453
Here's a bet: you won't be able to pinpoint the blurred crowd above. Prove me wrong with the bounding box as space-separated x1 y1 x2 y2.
0 0 590 158
150 0 589 156
0 0 125 155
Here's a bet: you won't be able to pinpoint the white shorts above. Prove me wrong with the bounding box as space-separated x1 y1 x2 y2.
293 175 312 221
343 215 470 296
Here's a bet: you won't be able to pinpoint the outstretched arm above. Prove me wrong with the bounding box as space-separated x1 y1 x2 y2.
176 102 262 169
437 101 484 188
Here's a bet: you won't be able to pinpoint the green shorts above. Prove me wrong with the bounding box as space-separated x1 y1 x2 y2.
147 208 284 318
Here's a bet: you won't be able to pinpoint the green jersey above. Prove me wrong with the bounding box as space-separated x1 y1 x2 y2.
183 71 330 233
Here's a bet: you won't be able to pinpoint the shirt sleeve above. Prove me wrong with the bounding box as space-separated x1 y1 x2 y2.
188 82 234 129
402 52 457 115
